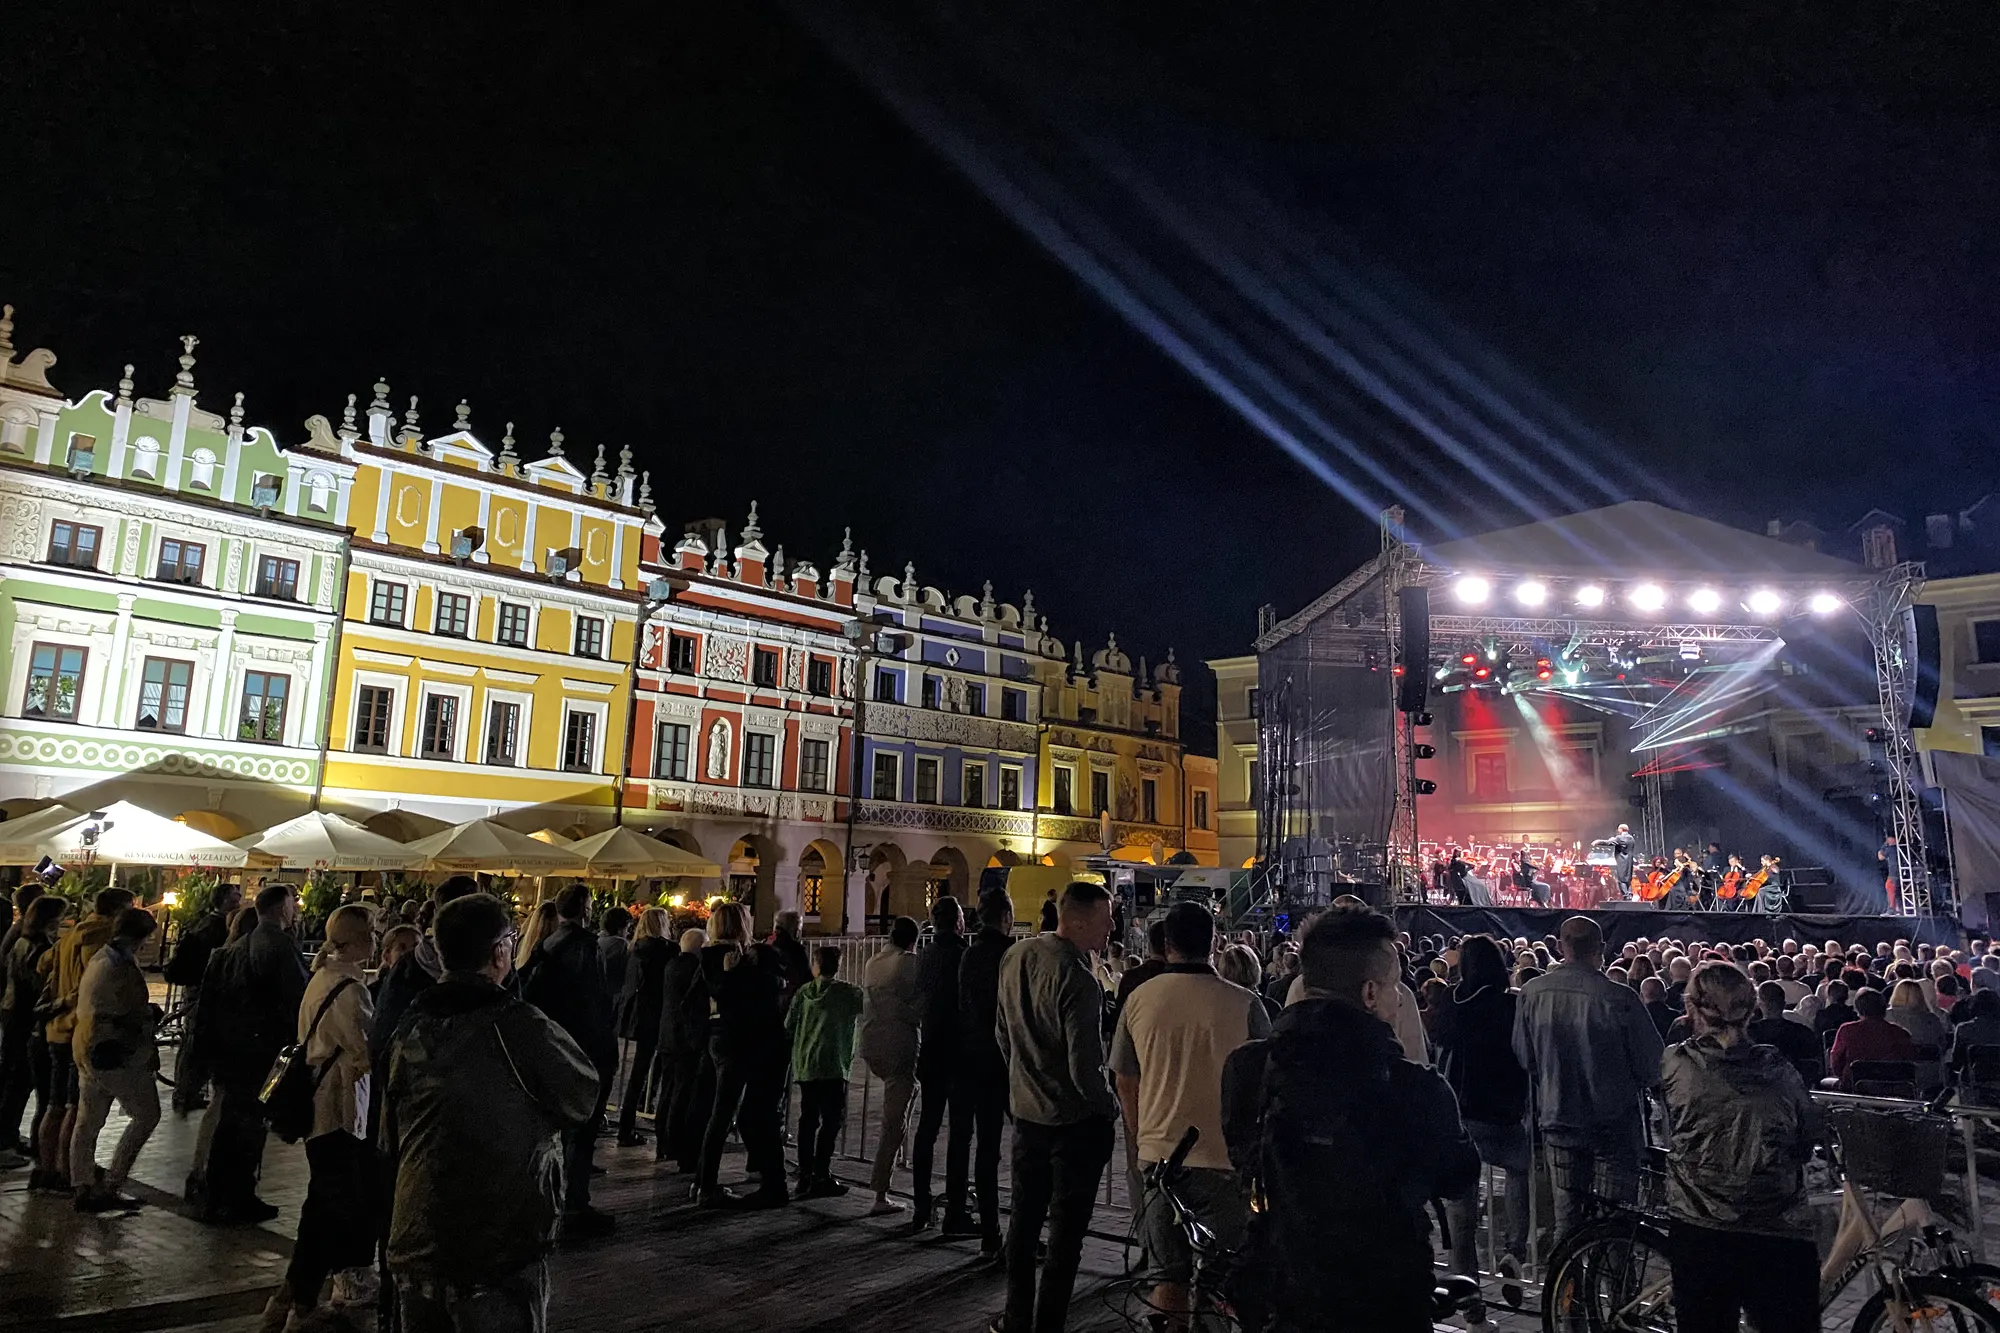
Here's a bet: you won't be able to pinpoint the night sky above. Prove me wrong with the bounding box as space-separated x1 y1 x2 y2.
9 3 1998 744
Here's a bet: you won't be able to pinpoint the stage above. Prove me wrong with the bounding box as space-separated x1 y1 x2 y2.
1393 904 1964 951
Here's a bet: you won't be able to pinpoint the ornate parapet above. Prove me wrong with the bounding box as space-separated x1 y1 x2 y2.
853 800 1036 838
642 778 837 824
1036 814 1183 847
863 701 1037 754
0 721 318 787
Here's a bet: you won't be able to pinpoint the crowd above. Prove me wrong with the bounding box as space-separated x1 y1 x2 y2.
0 864 1989 1333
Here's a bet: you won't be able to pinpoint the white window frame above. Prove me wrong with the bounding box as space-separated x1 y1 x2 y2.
494 598 536 649
367 574 410 628
479 686 534 767
871 750 902 802
1000 764 1024 810
348 669 406 756
415 681 473 762
560 699 610 774
654 717 694 781
963 760 987 809
914 754 941 804
1054 763 1077 814
797 734 831 792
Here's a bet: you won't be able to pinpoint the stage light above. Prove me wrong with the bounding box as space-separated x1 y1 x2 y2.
1473 665 1491 680
1414 712 1433 727
1629 583 1667 612
1513 580 1547 607
1392 664 1405 677
1453 576 1490 605
1809 591 1843 615
1534 657 1553 681
1747 589 1783 616
1412 779 1438 795
1460 652 1478 666
1412 743 1436 759
1679 641 1703 661
1687 587 1721 614
1575 584 1606 608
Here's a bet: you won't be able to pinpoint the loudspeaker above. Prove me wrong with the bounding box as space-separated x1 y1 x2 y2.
1397 585 1430 714
1905 604 1941 730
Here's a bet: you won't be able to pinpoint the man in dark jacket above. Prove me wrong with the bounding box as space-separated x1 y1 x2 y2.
1749 982 1824 1082
368 875 481 1140
520 882 617 1237
655 926 712 1168
949 890 1013 1253
1223 905 1479 1333
909 895 967 1231
163 881 241 1113
386 893 599 1333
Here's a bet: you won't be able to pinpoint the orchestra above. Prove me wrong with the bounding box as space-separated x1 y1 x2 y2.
1413 828 1787 912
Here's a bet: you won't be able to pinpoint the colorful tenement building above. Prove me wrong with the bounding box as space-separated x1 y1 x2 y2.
0 308 1218 931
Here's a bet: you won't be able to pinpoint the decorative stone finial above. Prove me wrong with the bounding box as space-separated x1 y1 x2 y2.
1022 589 1036 621
229 391 245 432
454 398 472 431
1074 640 1085 671
616 443 634 480
401 396 423 447
0 304 14 359
980 580 996 617
547 426 565 459
858 549 871 579
172 334 200 396
498 422 519 468
742 501 762 542
637 469 653 512
340 393 358 437
773 546 786 581
590 442 608 486
1039 615 1049 634
903 561 917 595
370 378 391 413
116 364 135 405
840 527 854 558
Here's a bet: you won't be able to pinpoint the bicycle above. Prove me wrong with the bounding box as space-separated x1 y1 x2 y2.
1140 1126 1487 1333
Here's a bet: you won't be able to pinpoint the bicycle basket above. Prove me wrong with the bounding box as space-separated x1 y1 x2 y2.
1831 1106 1950 1199
1546 1142 1670 1215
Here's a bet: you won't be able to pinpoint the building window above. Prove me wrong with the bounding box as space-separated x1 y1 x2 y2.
807 658 833 696
915 756 940 804
352 685 394 753
1985 725 2000 759
668 633 697 673
872 752 900 801
22 644 87 722
801 874 823 916
921 675 941 709
1091 770 1111 817
1194 789 1210 829
574 615 605 659
1000 766 1022 810
156 538 205 584
1472 752 1508 800
1249 759 1261 803
48 521 101 569
486 700 521 766
135 657 194 733
66 434 97 471
1053 766 1074 816
752 648 779 687
799 737 830 792
1001 688 1025 722
561 710 597 773
496 602 531 647
256 555 300 601
874 669 898 703
654 721 691 780
419 694 459 760
742 732 777 788
240 671 289 743
1976 620 2000 665
250 472 283 507
964 764 986 809
369 580 407 627
1246 687 1260 718
1142 777 1158 824
434 591 471 638
965 682 985 716
188 448 217 490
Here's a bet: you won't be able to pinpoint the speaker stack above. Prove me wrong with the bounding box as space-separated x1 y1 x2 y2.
1397 585 1430 715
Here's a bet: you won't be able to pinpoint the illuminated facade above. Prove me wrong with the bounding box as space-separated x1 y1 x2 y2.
0 312 350 831
1206 653 1260 867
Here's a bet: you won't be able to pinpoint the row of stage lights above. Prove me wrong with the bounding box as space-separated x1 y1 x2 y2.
1448 576 1844 618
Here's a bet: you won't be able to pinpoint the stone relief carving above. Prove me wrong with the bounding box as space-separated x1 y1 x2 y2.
703 636 748 682
120 520 142 576
652 696 697 720
221 547 242 593
705 718 732 778
0 496 42 559
1116 773 1138 822
944 676 965 712
840 657 856 699
786 649 806 692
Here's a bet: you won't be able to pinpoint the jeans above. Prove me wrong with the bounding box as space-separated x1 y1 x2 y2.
171 983 208 1111
1668 1221 1816 1333
945 1074 1007 1241
698 1040 785 1193
616 1031 657 1138
562 1074 610 1214
287 1131 377 1308
795 1079 846 1182
71 1063 161 1192
869 1069 916 1194
1004 1116 1114 1333
657 1048 709 1166
395 1260 549 1333
1445 1117 1533 1274
910 1064 954 1220
1543 1124 1644 1244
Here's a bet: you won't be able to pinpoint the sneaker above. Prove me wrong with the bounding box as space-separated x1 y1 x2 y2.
695 1186 742 1209
816 1178 850 1198
1498 1254 1524 1310
980 1236 1004 1261
741 1184 791 1210
867 1197 907 1217
0 1148 28 1171
562 1206 617 1239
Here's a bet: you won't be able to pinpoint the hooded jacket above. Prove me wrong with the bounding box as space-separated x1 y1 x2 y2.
384 975 600 1279
44 911 118 1043
1659 1035 1818 1240
521 921 617 1076
1429 981 1528 1127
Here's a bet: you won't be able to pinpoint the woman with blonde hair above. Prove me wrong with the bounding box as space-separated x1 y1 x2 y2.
516 900 560 981
1886 977 1948 1048
615 908 673 1145
1659 961 1818 1332
694 902 788 1206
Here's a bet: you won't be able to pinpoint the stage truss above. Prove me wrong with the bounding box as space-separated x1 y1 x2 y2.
1262 512 1936 916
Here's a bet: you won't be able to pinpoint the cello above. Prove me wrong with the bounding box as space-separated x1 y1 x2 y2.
1740 856 1776 907
1715 857 1745 908
1634 857 1672 902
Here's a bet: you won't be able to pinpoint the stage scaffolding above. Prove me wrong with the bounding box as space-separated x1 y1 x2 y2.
1255 511 1939 916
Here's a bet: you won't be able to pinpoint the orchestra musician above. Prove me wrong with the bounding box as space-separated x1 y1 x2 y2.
1699 841 1728 910
1667 848 1699 911
1515 847 1552 907
1445 847 1474 906
1715 854 1747 911
1608 823 1636 892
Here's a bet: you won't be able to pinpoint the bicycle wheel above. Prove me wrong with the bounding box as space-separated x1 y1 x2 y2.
1944 1263 2000 1312
1851 1275 2000 1333
1543 1217 1676 1333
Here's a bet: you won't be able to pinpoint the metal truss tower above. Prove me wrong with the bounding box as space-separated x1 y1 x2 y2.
1381 507 1422 901
1865 561 1937 917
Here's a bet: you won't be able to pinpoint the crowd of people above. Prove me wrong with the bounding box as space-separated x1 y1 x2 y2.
1 865 1993 1333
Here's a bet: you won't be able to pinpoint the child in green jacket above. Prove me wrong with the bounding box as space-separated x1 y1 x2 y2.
784 946 865 1196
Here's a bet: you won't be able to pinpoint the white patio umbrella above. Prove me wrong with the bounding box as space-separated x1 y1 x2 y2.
0 801 88 864
565 826 722 878
404 819 589 875
9 800 250 868
235 810 430 872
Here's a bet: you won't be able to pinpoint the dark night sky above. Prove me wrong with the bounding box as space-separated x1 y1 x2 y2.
9 3 1999 744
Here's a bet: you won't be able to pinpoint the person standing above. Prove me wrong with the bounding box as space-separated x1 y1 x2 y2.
1431 934 1532 1290
693 903 789 1208
1 895 64 1168
859 915 923 1217
911 896 967 1231
163 880 243 1114
615 908 671 1147
1110 903 1269 1328
37 887 134 1193
784 945 865 1197
596 907 633 1010
264 905 377 1330
68 906 161 1212
948 890 1014 1255
1038 889 1059 934
1513 915 1665 1239
385 893 600 1333
654 927 709 1170
520 883 618 1238
1660 961 1819 1333
990 881 1119 1333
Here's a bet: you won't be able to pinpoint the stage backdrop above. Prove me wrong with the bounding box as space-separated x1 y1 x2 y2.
1394 905 1962 951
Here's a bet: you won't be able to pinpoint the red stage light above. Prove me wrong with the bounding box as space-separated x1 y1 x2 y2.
1473 666 1491 680
1460 653 1477 666
1392 664 1406 676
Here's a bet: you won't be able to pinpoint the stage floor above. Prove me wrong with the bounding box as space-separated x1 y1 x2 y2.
1393 904 1962 950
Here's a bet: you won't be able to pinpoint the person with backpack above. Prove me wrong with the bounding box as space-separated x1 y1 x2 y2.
519 882 618 1238
261 905 378 1331
164 880 242 1114
385 893 600 1333
68 906 160 1212
1221 904 1480 1333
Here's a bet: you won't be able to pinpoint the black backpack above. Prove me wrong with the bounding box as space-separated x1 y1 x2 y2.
257 978 357 1144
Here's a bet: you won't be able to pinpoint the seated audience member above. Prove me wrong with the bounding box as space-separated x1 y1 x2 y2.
1748 982 1822 1080
1826 987 1917 1090
1815 982 1856 1040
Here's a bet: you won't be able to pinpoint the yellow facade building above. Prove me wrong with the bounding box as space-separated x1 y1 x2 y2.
318 389 650 831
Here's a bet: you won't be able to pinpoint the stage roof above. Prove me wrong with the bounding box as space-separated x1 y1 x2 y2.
1421 501 1863 580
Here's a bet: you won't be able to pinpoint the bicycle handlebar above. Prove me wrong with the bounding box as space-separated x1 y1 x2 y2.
1165 1125 1200 1172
